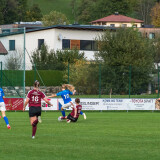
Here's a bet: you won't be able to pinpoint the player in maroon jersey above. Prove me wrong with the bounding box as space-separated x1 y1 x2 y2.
23 80 53 139
60 98 82 123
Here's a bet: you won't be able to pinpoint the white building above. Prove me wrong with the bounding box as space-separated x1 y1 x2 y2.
0 25 112 69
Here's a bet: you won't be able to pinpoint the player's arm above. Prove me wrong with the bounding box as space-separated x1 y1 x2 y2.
23 98 29 111
73 90 76 95
43 97 53 106
74 107 77 118
48 94 57 98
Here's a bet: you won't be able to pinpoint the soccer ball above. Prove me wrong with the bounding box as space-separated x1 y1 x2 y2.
58 116 62 121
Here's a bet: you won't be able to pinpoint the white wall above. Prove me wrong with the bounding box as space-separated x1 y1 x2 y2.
0 28 103 69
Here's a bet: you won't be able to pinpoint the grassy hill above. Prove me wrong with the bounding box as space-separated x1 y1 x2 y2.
28 0 81 24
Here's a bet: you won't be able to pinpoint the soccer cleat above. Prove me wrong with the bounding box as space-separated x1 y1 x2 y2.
32 136 35 139
83 113 87 120
67 119 71 123
7 125 11 129
38 116 42 123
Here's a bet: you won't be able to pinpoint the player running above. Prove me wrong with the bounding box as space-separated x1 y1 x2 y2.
23 80 53 139
0 87 11 129
48 84 86 119
61 98 82 123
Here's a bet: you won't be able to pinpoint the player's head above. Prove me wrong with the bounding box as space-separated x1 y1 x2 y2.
62 84 67 90
75 98 80 104
34 80 40 88
61 84 75 92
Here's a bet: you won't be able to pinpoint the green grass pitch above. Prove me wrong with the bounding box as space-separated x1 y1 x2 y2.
0 111 160 160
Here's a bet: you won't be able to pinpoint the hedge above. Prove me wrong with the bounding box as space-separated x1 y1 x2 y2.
1 70 64 86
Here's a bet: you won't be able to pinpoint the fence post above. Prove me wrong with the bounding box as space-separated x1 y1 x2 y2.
158 66 159 98
0 62 2 88
99 64 101 98
34 63 36 81
129 65 132 98
68 62 69 84
23 27 26 99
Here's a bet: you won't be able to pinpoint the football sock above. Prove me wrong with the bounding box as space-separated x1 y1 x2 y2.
32 119 38 137
61 110 65 117
59 102 62 110
32 125 37 137
80 111 83 115
32 119 38 127
3 116 9 126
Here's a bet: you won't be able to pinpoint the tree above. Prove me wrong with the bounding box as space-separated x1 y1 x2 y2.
31 44 85 70
1 0 28 24
77 0 135 24
42 11 70 27
3 0 18 24
95 28 155 94
4 51 23 70
153 34 160 68
150 2 160 27
0 0 6 24
134 0 156 24
25 4 42 21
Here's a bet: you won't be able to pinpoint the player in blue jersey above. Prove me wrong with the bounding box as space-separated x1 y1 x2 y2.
0 88 11 129
48 84 86 119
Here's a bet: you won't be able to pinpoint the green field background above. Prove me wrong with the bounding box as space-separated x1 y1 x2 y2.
1 111 160 160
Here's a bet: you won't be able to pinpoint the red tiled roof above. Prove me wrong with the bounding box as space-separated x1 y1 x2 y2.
90 14 144 23
0 41 8 55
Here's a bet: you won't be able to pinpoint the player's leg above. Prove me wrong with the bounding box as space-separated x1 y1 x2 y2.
30 116 38 139
1 111 11 129
80 111 87 119
0 102 11 129
61 102 72 118
29 107 40 139
66 114 77 123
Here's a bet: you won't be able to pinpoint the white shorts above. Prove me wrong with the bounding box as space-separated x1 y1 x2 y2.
62 101 75 109
0 102 6 111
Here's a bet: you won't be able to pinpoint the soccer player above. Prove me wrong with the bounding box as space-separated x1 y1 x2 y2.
0 87 11 129
48 84 86 119
23 80 53 139
61 98 82 123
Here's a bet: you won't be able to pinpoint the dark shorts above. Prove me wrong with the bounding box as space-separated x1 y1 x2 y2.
67 114 78 122
29 106 41 117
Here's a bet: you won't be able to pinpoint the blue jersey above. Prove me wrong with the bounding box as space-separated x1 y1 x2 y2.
56 89 73 104
0 88 5 102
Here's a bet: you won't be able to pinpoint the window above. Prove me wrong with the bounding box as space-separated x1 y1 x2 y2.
149 33 155 39
2 29 10 34
62 39 98 51
92 41 98 51
38 39 44 49
132 24 137 28
122 24 127 27
80 40 92 50
9 40 15 50
80 40 98 51
62 39 70 49
110 24 115 27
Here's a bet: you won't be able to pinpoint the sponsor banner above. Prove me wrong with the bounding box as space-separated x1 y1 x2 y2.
4 98 24 110
23 98 156 111
25 98 58 111
102 98 155 110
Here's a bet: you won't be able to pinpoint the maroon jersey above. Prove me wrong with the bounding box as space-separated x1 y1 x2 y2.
27 89 45 107
71 105 82 118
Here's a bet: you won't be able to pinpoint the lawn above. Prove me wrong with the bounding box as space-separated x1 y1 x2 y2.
28 0 81 23
0 111 160 160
